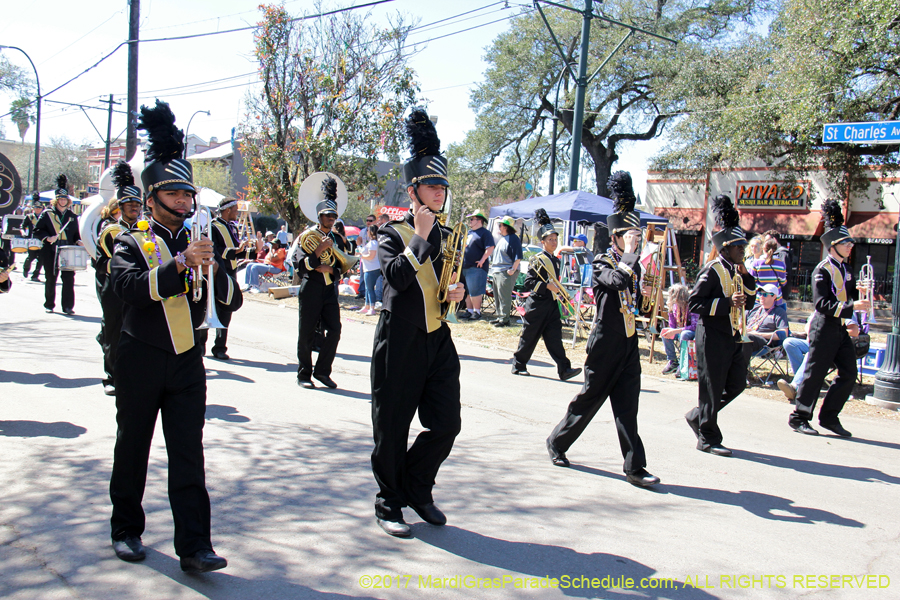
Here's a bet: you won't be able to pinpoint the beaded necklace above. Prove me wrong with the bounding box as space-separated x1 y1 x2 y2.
137 219 193 297
607 245 639 315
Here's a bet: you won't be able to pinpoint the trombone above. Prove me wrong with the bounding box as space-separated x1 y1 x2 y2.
192 205 226 330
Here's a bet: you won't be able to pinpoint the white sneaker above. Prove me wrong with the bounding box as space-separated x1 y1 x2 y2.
374 302 383 309
365 309 376 316
358 306 370 313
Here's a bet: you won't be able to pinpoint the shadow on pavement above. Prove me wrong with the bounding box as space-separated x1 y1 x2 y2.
209 357 297 373
0 370 101 389
735 449 900 484
61 313 102 324
205 405 250 423
0 420 87 438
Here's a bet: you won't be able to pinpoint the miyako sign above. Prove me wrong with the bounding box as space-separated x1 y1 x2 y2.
735 181 808 209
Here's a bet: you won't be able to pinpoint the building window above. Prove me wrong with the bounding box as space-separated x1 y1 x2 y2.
90 165 101 180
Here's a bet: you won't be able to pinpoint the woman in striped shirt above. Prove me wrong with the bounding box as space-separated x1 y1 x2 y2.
750 238 786 307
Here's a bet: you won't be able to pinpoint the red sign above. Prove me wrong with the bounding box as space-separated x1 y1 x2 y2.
735 181 809 209
379 205 408 220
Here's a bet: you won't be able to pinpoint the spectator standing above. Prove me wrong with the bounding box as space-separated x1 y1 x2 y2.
488 216 522 327
660 283 699 375
276 225 289 245
460 210 495 321
750 238 787 307
358 224 381 315
764 230 793 299
373 214 390 307
744 235 764 272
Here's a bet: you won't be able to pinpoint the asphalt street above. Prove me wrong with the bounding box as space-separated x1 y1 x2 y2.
0 269 898 600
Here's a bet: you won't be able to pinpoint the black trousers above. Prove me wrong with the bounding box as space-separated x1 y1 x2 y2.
24 249 42 278
791 315 857 426
513 295 572 376
109 333 211 557
296 278 341 379
549 325 646 473
371 313 461 520
41 246 74 311
211 304 234 355
690 320 749 448
96 274 123 386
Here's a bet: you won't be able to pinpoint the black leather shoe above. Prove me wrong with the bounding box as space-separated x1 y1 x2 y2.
112 536 146 562
313 374 338 389
685 413 700 439
180 549 227 573
211 351 230 361
488 318 500 324
377 518 411 538
104 384 116 396
62 308 75 315
790 420 819 436
546 438 570 467
511 365 530 376
559 367 582 381
409 502 447 526
697 442 732 457
297 378 315 389
820 421 852 437
626 468 660 488
493 320 509 328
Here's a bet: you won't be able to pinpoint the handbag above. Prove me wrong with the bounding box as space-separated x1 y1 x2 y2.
678 339 698 380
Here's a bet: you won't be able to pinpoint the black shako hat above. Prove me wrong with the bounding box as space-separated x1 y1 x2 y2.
605 171 641 234
137 100 196 196
820 199 852 246
111 161 142 206
711 194 747 250
316 176 339 216
402 108 449 189
55 174 69 199
534 208 556 239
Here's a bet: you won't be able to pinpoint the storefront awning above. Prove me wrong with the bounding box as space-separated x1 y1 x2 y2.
654 207 704 232
739 210 823 240
846 212 899 243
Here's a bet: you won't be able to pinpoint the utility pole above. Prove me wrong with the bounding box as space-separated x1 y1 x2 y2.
100 95 122 170
125 0 140 161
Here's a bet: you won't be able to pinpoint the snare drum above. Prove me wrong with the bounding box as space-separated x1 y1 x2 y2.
11 238 29 253
27 238 42 251
2 215 25 240
57 245 89 271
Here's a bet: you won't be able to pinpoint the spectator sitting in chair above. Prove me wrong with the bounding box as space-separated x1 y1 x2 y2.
660 283 699 376
743 284 789 357
557 234 594 286
243 238 286 292
777 312 861 402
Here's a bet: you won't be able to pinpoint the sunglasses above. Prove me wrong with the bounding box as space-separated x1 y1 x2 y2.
366 219 375 222
758 292 775 297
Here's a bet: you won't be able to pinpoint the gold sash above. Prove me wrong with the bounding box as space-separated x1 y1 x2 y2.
49 212 68 243
213 220 238 271
394 221 442 333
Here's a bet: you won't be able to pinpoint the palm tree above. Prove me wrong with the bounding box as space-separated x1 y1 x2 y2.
10 97 33 143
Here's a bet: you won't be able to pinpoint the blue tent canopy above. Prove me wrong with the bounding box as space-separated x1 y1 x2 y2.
488 190 668 227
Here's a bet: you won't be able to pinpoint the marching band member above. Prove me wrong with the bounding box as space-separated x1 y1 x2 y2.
788 199 867 438
108 100 241 573
94 162 141 396
370 108 465 537
33 175 81 314
546 172 659 488
293 174 345 389
0 244 11 293
209 197 247 360
511 208 581 381
21 194 44 281
685 195 756 457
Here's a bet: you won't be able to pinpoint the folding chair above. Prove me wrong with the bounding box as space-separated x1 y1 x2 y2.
747 330 789 386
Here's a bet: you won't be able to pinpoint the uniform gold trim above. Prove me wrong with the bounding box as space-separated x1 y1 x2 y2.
392 221 442 333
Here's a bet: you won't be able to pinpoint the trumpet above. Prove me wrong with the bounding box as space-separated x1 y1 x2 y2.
859 255 875 322
533 254 575 317
731 273 751 343
438 218 466 323
192 206 225 330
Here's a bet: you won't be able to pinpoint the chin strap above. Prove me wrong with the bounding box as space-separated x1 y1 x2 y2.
148 191 196 220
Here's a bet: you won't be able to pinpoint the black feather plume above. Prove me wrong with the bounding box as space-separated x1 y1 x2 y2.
712 194 740 228
405 107 440 158
534 208 552 227
137 99 185 162
821 199 844 228
56 174 68 191
111 161 135 189
322 176 337 201
607 171 636 213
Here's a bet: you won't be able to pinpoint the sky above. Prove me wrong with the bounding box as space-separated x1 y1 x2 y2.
0 0 657 197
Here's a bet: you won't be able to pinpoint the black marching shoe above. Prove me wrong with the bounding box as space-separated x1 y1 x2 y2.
559 367 582 381
62 308 75 315
377 518 411 538
409 502 447 526
112 536 146 562
546 438 570 467
511 365 530 376
789 419 819 436
211 351 230 361
697 442 732 457
820 420 852 437
103 384 116 396
180 550 227 573
313 374 338 389
297 378 315 389
626 468 661 488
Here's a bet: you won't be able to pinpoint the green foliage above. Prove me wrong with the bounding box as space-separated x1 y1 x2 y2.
445 142 531 224
0 55 32 95
6 137 90 193
654 0 900 198
459 1 767 196
10 97 34 142
191 160 233 196
241 3 421 233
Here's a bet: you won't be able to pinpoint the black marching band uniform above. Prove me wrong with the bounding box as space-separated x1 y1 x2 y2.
686 195 756 456
511 208 580 380
788 200 857 437
95 162 141 395
370 109 461 536
210 198 242 359
21 195 44 281
294 175 343 388
108 100 241 572
547 171 658 487
33 175 80 313
0 243 11 294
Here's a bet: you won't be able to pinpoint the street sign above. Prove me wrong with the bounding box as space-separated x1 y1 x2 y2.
822 121 900 144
